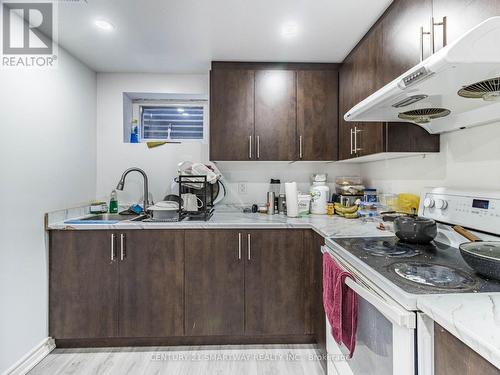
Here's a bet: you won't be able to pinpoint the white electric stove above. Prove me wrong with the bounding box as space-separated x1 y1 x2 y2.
323 187 500 375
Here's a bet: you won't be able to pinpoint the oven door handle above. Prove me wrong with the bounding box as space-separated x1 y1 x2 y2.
344 277 416 329
322 246 416 329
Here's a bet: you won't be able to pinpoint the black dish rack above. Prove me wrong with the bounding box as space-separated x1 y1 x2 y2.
177 175 214 221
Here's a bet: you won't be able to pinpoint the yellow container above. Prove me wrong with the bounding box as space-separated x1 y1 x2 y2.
397 193 420 214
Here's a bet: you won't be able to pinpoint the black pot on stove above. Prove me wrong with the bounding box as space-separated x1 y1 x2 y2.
393 215 437 244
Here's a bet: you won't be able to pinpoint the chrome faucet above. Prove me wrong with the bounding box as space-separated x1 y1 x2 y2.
116 167 151 213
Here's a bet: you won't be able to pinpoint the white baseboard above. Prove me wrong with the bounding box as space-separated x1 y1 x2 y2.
3 337 55 375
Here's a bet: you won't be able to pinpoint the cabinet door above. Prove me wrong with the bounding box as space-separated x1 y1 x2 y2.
380 0 433 85
304 230 326 352
297 70 338 161
185 230 245 336
434 323 499 375
433 0 500 51
119 230 184 337
49 231 119 339
339 21 385 160
255 70 297 161
245 230 305 335
210 69 255 161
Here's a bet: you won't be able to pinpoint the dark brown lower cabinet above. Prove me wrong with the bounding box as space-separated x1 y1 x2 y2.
50 230 185 339
50 230 119 339
245 230 305 335
184 230 245 336
119 230 184 337
304 230 326 353
434 323 499 375
50 228 321 346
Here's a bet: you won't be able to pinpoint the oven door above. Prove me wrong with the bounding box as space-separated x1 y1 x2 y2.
322 246 416 375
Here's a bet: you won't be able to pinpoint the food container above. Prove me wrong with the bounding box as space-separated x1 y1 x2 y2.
327 202 335 216
297 194 311 217
148 201 179 221
363 188 378 203
335 176 365 196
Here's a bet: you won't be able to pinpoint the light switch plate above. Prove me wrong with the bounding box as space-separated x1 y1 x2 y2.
238 183 248 195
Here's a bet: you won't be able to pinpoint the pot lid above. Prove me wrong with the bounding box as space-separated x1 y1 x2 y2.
460 241 500 261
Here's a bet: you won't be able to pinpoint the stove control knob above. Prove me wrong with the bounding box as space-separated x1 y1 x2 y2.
435 199 448 210
423 198 435 208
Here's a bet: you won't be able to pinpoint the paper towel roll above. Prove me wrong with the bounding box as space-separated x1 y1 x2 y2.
285 182 298 218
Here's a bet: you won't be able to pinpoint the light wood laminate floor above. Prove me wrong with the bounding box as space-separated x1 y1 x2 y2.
29 344 327 375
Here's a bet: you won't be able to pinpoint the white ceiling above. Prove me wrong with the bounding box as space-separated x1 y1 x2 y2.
57 0 393 73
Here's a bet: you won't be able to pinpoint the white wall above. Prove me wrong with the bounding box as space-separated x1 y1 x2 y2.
96 73 210 204
360 122 500 194
0 49 97 373
96 73 360 206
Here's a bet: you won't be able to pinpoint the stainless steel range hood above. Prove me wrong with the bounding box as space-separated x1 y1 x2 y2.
344 17 500 134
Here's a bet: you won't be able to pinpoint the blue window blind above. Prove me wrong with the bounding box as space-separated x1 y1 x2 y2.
140 105 204 140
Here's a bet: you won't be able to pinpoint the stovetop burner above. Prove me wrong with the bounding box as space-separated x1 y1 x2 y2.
390 262 478 290
330 236 500 295
363 240 422 258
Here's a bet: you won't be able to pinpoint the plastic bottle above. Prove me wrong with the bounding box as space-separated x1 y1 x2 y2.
109 190 119 213
310 174 330 215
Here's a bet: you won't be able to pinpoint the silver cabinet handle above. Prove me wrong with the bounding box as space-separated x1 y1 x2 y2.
110 233 116 261
247 233 251 260
354 126 362 153
299 135 303 159
120 233 126 261
432 16 447 52
419 24 432 61
350 128 354 155
248 135 252 159
256 136 260 159
238 232 242 260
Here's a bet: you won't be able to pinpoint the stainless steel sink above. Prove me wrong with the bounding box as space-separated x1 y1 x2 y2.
81 213 147 222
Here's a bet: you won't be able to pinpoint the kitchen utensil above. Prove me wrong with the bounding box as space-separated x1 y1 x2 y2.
339 195 363 207
393 215 437 244
148 201 179 221
181 193 203 211
454 226 500 280
278 194 286 215
267 192 275 215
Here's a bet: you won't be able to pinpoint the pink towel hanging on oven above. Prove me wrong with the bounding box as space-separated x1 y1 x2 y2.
323 252 358 358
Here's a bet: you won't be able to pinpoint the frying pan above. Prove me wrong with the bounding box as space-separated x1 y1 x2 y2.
454 226 500 281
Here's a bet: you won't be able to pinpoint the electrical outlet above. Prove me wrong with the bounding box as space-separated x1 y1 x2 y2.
238 183 248 195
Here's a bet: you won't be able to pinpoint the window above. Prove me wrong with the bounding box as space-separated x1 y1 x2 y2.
139 103 206 142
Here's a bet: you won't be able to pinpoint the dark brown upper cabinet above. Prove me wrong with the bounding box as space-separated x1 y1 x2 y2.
255 70 297 161
338 0 440 161
210 69 255 161
297 70 339 161
210 62 339 162
380 0 433 85
432 0 500 52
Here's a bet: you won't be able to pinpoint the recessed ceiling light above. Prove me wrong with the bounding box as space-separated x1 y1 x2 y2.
181 112 189 117
177 108 185 113
94 19 115 31
281 22 299 38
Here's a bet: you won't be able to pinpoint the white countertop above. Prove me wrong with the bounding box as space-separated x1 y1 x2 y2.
47 205 500 368
418 294 500 369
48 209 390 239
